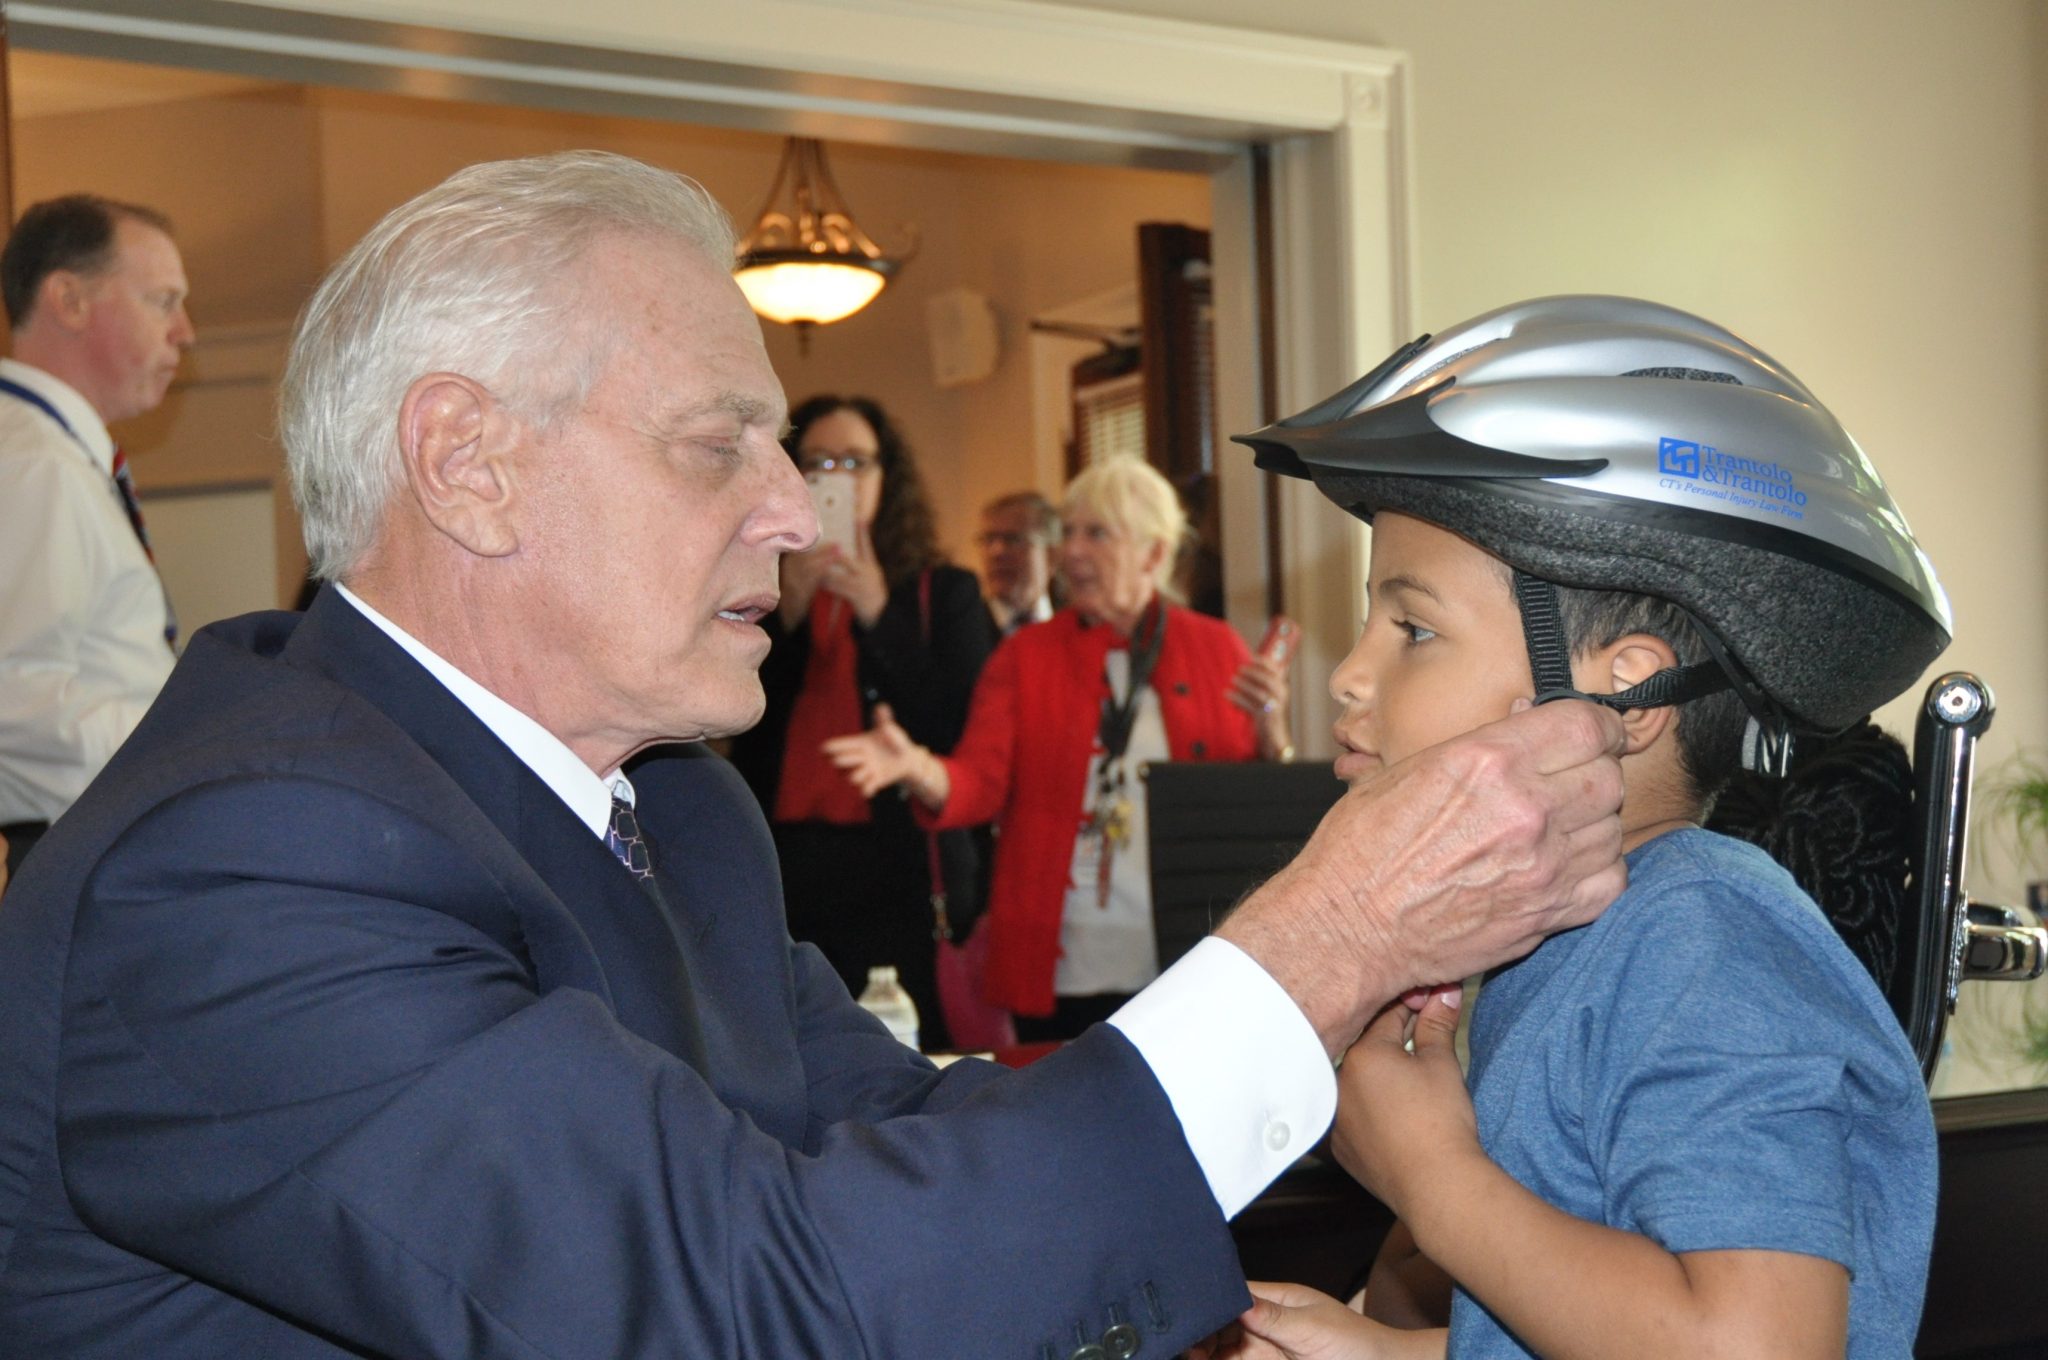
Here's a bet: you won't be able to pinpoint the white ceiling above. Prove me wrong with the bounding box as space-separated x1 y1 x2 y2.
9 50 279 120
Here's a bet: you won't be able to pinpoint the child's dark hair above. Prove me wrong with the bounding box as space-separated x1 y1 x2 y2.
1555 584 1914 994
1706 720 1914 994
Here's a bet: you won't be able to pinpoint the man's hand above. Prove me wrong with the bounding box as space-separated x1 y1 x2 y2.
1330 990 1481 1220
1217 699 1625 1058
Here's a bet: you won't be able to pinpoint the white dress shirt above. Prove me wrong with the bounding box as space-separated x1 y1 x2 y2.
335 585 1333 1219
0 358 175 824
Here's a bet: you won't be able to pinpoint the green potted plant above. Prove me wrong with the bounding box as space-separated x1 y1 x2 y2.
1987 756 2048 1066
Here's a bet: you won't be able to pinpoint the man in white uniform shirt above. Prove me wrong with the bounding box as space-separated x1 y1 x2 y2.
0 194 193 878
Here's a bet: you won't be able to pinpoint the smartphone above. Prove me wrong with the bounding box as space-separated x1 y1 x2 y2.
1258 614 1301 668
807 471 857 557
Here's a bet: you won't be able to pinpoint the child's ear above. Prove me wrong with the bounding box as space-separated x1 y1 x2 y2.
1575 632 1680 757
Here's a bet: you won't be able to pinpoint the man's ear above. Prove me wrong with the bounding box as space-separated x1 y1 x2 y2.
396 373 521 559
1576 632 1681 757
37 269 93 334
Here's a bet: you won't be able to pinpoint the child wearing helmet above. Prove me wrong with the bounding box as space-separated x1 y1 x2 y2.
1210 297 1945 1360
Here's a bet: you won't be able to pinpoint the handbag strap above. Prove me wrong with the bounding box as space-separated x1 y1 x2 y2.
916 569 953 941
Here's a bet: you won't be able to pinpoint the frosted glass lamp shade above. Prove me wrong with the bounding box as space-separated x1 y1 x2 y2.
735 259 889 326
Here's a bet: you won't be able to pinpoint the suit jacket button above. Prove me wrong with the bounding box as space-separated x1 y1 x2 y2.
1067 1346 1107 1360
1191 740 1207 758
1173 681 1190 695
1103 1323 1141 1358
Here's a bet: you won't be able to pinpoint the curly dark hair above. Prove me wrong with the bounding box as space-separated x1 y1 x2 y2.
784 394 945 589
1707 719 1915 996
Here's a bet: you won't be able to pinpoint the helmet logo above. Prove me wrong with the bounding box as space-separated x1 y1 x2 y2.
1657 437 1702 478
1656 435 1810 522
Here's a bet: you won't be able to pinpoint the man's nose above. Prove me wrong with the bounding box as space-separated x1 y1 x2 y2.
757 445 819 551
168 306 196 348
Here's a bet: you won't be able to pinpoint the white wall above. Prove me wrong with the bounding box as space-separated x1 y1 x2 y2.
140 487 281 635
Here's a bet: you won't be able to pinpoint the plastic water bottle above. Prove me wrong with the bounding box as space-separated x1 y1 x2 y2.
857 965 920 1051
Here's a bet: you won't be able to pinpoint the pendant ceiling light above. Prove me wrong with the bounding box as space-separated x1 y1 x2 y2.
734 137 912 350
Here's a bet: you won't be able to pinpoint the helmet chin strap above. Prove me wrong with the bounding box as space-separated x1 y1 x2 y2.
1511 571 1733 712
1510 571 1794 775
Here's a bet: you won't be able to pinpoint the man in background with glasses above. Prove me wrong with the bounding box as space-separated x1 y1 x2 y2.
979 488 1060 636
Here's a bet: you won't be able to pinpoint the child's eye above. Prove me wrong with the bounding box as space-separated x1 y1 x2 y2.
1397 620 1437 645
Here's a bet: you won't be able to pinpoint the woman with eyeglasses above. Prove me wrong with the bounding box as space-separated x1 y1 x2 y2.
727 395 997 1050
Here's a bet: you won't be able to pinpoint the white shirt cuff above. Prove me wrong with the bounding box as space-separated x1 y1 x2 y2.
1109 936 1337 1219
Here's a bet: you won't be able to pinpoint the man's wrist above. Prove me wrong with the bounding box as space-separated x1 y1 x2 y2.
1218 860 1401 1060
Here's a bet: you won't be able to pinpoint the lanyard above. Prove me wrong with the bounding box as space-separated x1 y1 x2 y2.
1094 598 1165 768
1086 599 1165 907
0 376 93 459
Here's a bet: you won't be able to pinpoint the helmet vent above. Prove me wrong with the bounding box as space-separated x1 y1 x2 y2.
1622 365 1741 385
1407 343 1486 388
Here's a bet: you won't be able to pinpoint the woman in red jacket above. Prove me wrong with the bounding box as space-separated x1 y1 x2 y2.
828 457 1293 1041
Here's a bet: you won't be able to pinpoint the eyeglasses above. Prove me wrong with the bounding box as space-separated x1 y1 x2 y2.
976 531 1039 550
798 453 878 476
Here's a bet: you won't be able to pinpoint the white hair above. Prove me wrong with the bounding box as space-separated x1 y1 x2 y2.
281 150 738 580
1062 455 1190 595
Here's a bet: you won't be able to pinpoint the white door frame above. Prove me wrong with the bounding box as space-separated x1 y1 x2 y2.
16 0 1417 753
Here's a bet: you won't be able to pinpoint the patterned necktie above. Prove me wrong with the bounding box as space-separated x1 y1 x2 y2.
110 446 178 650
109 446 154 562
605 791 654 880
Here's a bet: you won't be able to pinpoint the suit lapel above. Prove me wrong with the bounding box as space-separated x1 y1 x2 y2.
285 589 709 1070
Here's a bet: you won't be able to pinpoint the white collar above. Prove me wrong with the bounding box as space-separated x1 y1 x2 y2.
0 357 115 473
991 592 1054 632
334 583 630 839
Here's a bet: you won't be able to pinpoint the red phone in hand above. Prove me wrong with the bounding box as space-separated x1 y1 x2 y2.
1258 614 1301 667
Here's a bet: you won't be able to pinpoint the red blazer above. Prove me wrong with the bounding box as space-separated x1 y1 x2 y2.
924 605 1258 1015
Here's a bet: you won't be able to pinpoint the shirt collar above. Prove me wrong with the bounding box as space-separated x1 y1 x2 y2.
334 583 631 839
990 592 1054 632
0 357 115 472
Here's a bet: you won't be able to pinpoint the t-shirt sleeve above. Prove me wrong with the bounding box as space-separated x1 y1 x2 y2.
1582 879 1860 1268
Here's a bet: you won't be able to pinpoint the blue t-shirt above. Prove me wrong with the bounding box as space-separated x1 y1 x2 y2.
1446 829 1936 1359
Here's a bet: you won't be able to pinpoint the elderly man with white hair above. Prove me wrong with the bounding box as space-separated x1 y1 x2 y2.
0 152 1625 1358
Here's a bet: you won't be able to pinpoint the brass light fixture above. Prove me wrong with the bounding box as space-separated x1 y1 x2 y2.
734 137 913 351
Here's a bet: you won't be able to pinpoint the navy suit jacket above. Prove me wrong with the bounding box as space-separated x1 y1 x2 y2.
0 589 1247 1358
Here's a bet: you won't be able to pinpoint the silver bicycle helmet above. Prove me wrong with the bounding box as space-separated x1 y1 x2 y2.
1232 295 1952 738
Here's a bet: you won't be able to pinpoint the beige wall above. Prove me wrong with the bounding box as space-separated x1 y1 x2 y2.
14 86 324 329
